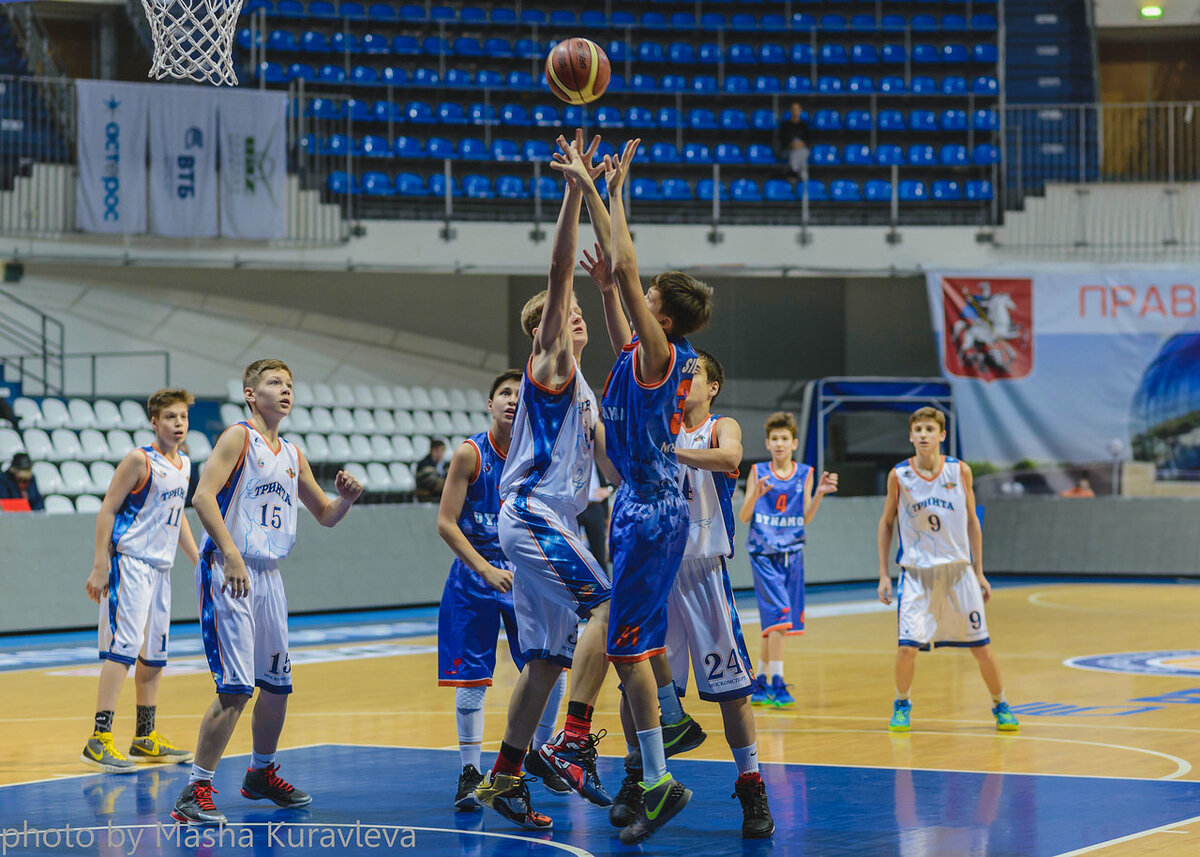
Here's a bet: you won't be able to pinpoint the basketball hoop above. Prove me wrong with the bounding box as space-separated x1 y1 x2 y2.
141 0 244 86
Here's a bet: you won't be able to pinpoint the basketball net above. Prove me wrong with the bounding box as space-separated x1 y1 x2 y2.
141 0 244 86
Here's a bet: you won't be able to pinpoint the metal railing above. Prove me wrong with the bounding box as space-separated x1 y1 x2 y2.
0 288 65 395
0 350 170 398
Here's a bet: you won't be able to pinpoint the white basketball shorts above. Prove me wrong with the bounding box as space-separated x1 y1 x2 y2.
897 561 990 649
99 553 172 667
665 556 754 701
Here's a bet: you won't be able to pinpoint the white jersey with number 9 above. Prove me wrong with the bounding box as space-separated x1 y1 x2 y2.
894 456 971 571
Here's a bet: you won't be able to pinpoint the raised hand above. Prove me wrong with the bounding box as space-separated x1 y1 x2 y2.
816 471 839 496
581 242 614 290
335 469 364 501
550 129 604 189
603 138 641 195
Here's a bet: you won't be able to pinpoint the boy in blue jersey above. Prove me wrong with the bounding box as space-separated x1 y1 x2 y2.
877 406 1018 733
436 370 569 810
737 413 838 708
563 136 713 844
83 389 200 773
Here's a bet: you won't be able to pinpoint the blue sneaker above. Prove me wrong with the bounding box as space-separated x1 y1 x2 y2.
889 699 912 732
992 701 1019 731
770 675 795 709
750 674 772 707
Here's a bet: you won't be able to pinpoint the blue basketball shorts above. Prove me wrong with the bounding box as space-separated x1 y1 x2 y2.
749 549 806 636
607 488 689 662
438 557 525 686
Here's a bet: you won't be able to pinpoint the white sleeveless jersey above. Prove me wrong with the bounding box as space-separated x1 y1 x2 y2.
203 422 300 562
677 416 737 560
895 456 972 569
112 445 191 569
500 359 598 516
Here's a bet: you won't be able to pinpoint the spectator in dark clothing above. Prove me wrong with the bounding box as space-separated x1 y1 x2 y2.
415 438 447 502
781 101 812 180
0 452 44 510
0 393 18 427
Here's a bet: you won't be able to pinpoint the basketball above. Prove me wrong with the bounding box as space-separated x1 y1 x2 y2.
544 37 611 105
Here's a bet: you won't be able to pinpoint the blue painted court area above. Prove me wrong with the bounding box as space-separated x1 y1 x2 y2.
4 746 1200 856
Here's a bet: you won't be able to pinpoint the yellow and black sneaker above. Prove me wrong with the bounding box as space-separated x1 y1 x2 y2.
474 771 553 830
129 731 195 764
82 732 137 774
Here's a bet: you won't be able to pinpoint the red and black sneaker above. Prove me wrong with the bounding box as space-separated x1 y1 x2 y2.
241 763 312 808
539 728 612 807
733 772 775 839
474 771 553 831
171 781 227 826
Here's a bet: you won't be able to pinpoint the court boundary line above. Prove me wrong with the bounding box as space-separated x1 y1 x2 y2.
1051 812 1200 856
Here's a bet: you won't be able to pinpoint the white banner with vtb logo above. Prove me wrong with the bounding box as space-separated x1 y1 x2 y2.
218 89 287 240
149 87 218 238
76 80 149 234
76 82 285 239
926 269 1200 469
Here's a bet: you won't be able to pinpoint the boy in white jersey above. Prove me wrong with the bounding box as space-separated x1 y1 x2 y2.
170 359 363 826
83 389 200 773
877 406 1018 733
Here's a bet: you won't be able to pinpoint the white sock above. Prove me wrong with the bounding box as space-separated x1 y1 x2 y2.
189 763 216 784
456 686 486 769
533 671 567 751
731 743 759 776
896 688 911 702
769 661 784 680
249 751 275 770
757 660 768 677
636 726 668 784
657 682 685 725
992 691 1006 705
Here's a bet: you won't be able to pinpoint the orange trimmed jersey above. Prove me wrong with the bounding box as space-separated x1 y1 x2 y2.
111 445 191 569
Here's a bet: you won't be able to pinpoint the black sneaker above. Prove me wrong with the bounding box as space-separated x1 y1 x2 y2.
733 772 775 839
661 713 707 758
524 748 571 794
170 780 227 826
240 763 312 808
619 774 691 845
539 728 611 806
455 764 484 811
608 755 643 828
474 771 553 830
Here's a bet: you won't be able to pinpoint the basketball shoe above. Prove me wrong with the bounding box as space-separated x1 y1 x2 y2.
455 764 484 811
171 781 226 826
81 732 137 774
129 731 194 764
474 771 553 830
539 729 611 806
661 713 706 757
733 772 775 839
618 774 692 845
241 763 312 807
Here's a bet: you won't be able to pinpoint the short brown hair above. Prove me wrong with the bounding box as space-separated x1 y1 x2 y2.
764 411 799 439
489 369 522 400
695 349 724 402
146 388 194 420
520 290 577 340
651 271 713 338
909 406 946 430
243 359 293 391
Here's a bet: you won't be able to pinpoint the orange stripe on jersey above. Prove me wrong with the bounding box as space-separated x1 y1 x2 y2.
525 355 576 395
632 342 676 390
608 647 666 663
464 439 482 484
131 450 152 494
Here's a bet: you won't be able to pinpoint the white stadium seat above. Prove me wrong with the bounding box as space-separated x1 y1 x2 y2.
429 387 451 410
391 386 414 409
411 434 431 460
352 408 377 433
373 408 396 434
67 399 97 429
133 430 154 448
185 430 212 461
22 429 54 461
393 410 415 434
74 494 103 513
391 435 415 462
353 384 376 408
369 435 395 462
118 400 146 430
465 389 486 411
333 383 355 407
44 494 74 514
92 400 122 430
293 381 315 406
106 430 134 461
310 407 335 433
13 397 41 426
451 411 474 435
409 386 433 410
389 462 416 493
220 403 246 427
33 461 63 494
348 434 373 462
79 429 110 462
39 399 69 429
331 407 356 434
226 378 245 403
474 412 491 433
365 462 393 492
50 428 83 461
326 433 352 464
89 461 116 494
284 406 313 433
286 433 306 457
447 388 469 410
304 433 331 463
59 460 92 494
449 435 467 451
371 385 395 408
312 382 336 407
343 461 370 489
0 428 25 463
432 412 455 437
412 412 435 435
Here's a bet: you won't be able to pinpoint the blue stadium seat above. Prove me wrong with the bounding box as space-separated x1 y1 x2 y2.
932 180 962 201
243 0 270 16
397 3 424 20
522 139 552 161
693 75 718 93
444 68 471 87
747 144 775 165
879 76 907 93
899 180 927 201
459 5 485 23
942 75 967 95
317 64 345 83
475 69 502 88
786 76 813 94
391 35 418 55
651 141 681 163
971 14 998 31
267 30 297 52
810 144 840 165
851 44 878 64
973 143 1001 165
506 71 533 89
755 76 782 93
420 36 447 56
972 75 999 94
731 13 757 31
941 109 968 131
881 14 906 32
843 144 873 166
340 2 366 21
342 98 370 121
287 62 315 81
876 144 904 165
846 110 871 130
596 106 624 128
516 40 542 60
429 5 454 22
973 43 998 63
791 13 816 30
630 74 658 91
973 109 999 131
729 44 756 65
657 107 681 128
878 109 905 131
817 76 843 93
940 144 969 166
943 44 969 63
437 102 466 124
463 175 493 199
696 179 729 201
881 44 906 64
469 102 497 125
911 76 937 94
669 42 695 63
865 180 892 201
752 109 777 130
851 14 877 32
820 44 849 65
642 11 667 28
689 108 717 130
965 179 994 201
724 75 750 94
326 172 357 195
330 32 361 53
731 179 762 202
488 6 515 24
453 37 483 57
372 100 401 121
715 143 745 164
912 44 939 64
411 67 438 86
609 73 629 92
639 41 665 63
627 106 655 127
683 143 712 164
831 180 861 202
426 137 455 158
764 179 795 201
909 109 938 131
610 10 634 27
403 101 433 122
393 136 423 158
700 12 726 30
306 97 340 119
698 43 722 64
350 65 377 85
761 14 787 32
908 144 936 166
662 74 687 91
549 10 576 26
255 63 285 85
580 10 605 27
379 67 407 85
848 76 874 93
530 175 561 199
428 174 461 198
661 178 692 201
721 108 749 130
483 38 512 58
803 180 828 201
360 137 392 162
759 43 785 64
942 14 968 31
520 8 544 23
237 28 263 50
492 139 520 161
820 14 847 31
814 109 841 131
501 104 530 126
910 14 937 31
276 0 304 18
790 43 814 64
529 104 558 127
360 32 387 54
631 178 662 201
310 1 336 18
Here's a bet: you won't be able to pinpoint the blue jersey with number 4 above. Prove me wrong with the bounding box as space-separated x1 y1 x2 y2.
746 460 810 555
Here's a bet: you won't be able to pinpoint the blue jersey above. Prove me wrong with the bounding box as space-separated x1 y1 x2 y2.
746 460 811 555
601 336 698 494
457 430 506 559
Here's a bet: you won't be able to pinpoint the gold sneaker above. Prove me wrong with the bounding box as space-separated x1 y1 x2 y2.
82 732 137 774
128 731 194 764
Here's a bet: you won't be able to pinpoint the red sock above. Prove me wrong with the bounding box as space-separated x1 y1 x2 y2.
737 771 763 785
492 741 524 776
564 701 594 740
